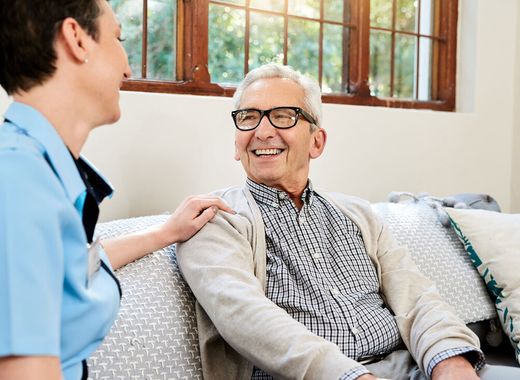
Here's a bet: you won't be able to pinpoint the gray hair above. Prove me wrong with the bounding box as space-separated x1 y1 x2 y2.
232 63 322 130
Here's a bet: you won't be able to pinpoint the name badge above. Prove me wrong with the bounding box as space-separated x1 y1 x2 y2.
87 237 102 288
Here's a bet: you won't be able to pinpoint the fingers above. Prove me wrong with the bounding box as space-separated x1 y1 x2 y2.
194 205 219 228
186 195 236 215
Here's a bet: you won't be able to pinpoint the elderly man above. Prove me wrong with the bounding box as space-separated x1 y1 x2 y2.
177 63 517 380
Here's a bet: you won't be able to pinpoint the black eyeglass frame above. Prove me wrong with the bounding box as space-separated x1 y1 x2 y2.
231 106 317 131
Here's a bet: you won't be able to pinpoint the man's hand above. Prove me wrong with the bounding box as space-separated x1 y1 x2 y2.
356 375 378 380
431 356 480 380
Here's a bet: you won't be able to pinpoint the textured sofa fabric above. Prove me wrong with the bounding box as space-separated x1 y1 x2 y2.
88 216 202 380
88 203 517 379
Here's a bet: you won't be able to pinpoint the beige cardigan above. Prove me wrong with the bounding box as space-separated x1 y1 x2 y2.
177 186 480 380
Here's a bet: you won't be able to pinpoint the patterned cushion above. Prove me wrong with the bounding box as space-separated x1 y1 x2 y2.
87 215 202 380
445 208 520 364
372 202 496 324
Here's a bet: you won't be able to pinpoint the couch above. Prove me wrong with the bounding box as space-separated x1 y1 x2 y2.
87 195 519 379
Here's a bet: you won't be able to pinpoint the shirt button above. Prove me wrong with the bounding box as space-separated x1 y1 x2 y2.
351 327 359 335
330 287 340 296
312 253 321 260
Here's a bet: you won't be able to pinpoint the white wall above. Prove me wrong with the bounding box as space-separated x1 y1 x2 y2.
2 0 519 221
511 0 520 213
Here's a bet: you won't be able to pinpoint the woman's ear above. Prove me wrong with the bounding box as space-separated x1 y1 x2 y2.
58 17 90 64
309 128 327 159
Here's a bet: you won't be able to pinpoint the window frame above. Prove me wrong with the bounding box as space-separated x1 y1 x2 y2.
121 0 458 111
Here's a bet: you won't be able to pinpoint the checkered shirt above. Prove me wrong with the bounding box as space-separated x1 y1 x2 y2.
247 179 403 379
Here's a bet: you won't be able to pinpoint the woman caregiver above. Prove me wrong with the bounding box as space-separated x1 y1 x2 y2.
0 1 232 379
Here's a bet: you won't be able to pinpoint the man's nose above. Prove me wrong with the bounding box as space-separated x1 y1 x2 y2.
254 114 276 139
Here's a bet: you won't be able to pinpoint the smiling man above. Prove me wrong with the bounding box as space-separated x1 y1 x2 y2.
176 63 517 380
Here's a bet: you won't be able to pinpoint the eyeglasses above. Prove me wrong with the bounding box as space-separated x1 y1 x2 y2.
231 106 317 131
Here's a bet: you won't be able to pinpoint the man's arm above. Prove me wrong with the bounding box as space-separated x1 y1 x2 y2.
177 210 364 380
431 356 479 380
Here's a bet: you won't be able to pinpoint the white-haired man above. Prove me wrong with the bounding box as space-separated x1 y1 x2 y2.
177 63 519 380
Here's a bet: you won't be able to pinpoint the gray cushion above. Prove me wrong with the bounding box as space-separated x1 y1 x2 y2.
87 215 202 380
372 202 496 324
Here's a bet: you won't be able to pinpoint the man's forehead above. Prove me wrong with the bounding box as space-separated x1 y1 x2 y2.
241 77 305 107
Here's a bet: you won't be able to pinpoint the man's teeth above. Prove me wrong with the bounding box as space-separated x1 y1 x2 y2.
255 149 282 156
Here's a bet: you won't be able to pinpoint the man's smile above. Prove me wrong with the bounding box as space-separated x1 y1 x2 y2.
253 148 284 157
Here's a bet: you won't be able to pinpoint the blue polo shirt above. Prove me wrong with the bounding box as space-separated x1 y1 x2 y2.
0 102 120 379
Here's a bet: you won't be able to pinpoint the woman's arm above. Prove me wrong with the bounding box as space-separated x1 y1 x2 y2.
103 195 235 270
0 356 62 380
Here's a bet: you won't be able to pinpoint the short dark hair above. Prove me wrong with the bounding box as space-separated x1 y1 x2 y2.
0 0 105 94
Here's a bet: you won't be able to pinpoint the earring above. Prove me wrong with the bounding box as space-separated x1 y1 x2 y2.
84 57 89 64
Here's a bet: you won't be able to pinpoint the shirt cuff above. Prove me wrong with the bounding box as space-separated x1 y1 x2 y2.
339 366 371 380
426 346 485 378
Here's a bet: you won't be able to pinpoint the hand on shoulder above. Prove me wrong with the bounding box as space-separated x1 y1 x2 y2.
160 194 235 244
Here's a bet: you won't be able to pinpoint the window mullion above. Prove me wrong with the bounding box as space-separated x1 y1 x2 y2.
142 0 148 78
349 0 370 97
182 0 210 83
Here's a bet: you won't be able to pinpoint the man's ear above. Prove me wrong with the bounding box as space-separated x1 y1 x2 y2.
309 128 327 159
234 140 241 161
58 17 91 64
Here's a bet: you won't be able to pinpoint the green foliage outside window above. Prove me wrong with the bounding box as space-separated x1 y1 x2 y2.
112 0 431 100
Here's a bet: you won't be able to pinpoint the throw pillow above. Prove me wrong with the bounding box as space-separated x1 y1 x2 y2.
372 202 496 324
445 207 520 364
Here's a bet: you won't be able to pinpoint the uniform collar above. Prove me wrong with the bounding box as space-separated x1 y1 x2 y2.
3 102 112 203
246 178 315 208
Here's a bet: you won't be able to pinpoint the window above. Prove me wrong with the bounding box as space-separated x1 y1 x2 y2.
114 0 458 111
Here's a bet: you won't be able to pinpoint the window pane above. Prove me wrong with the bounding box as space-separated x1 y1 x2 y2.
324 0 344 23
369 30 391 97
287 18 319 80
249 12 284 70
216 0 245 5
112 0 143 78
370 0 392 29
394 33 416 98
288 0 320 19
418 36 433 100
147 0 176 80
322 23 347 93
396 0 417 32
209 4 246 85
419 0 435 35
250 0 285 12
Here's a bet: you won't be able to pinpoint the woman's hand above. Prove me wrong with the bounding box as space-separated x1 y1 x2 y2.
159 194 235 244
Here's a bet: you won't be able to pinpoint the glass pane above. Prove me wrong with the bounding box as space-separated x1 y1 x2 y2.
394 34 416 99
396 0 417 32
147 0 176 80
369 30 391 97
288 0 320 19
287 18 319 81
419 0 435 36
417 36 432 100
209 4 246 85
249 12 284 70
322 23 347 93
111 0 143 79
212 0 245 5
324 0 344 23
370 0 392 29
250 0 284 12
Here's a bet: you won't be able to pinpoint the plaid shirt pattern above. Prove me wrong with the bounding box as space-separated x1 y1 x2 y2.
247 179 402 379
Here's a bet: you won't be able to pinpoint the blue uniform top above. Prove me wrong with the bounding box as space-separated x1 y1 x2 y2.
0 102 121 380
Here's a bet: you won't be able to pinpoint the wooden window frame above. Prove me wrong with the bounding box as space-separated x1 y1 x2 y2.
121 0 458 111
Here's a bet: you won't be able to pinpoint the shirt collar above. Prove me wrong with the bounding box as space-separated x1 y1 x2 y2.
3 101 112 203
246 178 315 208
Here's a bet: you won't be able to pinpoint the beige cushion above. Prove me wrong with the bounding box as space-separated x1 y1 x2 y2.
445 208 520 364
